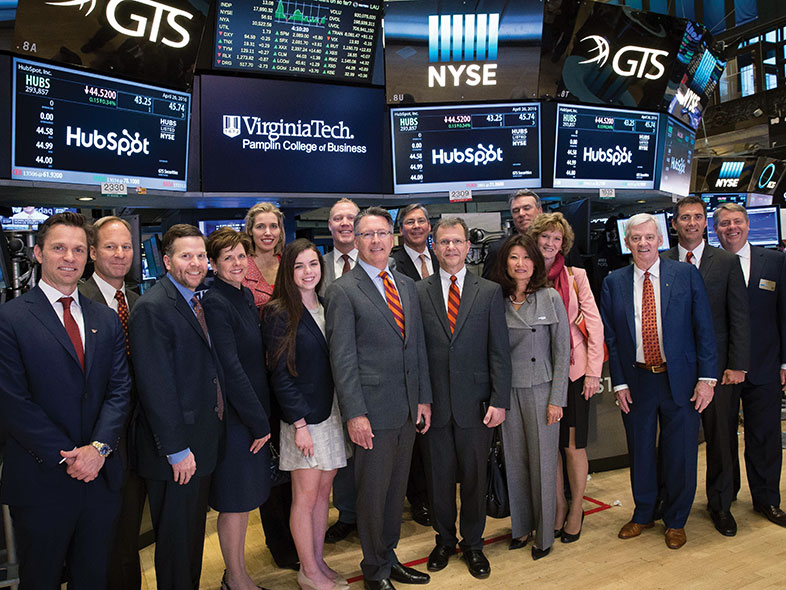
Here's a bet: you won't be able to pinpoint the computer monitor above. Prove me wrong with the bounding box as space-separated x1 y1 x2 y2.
617 212 671 255
707 206 781 248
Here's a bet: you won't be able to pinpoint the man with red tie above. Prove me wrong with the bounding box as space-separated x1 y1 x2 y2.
0 212 131 588
79 216 144 589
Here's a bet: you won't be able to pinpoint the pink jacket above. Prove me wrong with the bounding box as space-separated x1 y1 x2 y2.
566 267 605 382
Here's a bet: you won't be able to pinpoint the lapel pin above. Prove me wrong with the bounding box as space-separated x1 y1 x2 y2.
91 329 98 333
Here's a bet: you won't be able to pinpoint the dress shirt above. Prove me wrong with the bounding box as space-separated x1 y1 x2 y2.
38 279 85 351
357 257 398 300
735 241 752 287
404 243 434 278
91 272 126 312
677 240 706 269
438 266 466 314
332 247 358 278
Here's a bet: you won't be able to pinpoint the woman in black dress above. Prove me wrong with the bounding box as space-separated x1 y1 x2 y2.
202 227 272 590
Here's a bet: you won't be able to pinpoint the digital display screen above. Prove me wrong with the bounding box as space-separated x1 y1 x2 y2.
198 219 246 236
142 235 164 280
700 193 747 210
214 0 381 83
708 206 781 248
390 102 540 195
11 58 191 191
659 117 695 196
553 104 658 189
384 0 543 105
700 158 757 193
1 206 77 230
750 158 786 195
617 212 671 255
200 75 385 193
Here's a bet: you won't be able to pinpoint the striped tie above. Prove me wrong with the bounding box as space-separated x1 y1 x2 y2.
448 275 460 334
379 271 405 338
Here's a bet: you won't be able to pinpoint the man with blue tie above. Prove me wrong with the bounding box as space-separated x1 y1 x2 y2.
601 213 717 549
0 212 131 588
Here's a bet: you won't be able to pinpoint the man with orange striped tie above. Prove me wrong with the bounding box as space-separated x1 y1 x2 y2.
416 217 511 579
326 207 433 590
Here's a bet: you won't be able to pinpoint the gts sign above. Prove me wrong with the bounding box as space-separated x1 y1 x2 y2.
579 36 670 80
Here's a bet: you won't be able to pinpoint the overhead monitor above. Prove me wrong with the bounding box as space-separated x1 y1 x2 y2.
390 102 540 194
214 0 382 84
384 0 543 105
553 103 659 189
198 219 246 236
658 117 695 197
1 0 16 21
700 157 757 193
707 206 781 248
750 158 786 196
700 193 746 211
11 58 191 191
617 212 671 255
0 206 78 230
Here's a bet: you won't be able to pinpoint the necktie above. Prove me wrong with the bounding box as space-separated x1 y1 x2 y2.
686 251 695 266
448 275 460 334
115 290 130 356
58 297 85 370
341 253 351 276
191 296 224 420
379 271 405 339
641 271 662 366
419 253 430 278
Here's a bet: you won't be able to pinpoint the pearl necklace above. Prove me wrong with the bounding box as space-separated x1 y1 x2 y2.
509 294 527 305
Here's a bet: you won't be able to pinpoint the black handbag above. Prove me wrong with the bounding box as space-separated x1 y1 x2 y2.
485 426 510 519
268 442 291 487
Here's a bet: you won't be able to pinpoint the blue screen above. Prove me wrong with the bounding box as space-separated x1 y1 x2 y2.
707 206 780 248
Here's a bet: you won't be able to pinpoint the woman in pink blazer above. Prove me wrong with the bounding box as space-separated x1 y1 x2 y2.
530 213 605 544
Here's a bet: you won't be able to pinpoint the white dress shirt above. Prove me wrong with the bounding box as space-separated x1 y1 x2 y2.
439 266 466 314
332 248 358 279
38 279 86 351
357 258 398 300
735 242 752 286
91 272 127 313
404 243 434 278
677 240 706 269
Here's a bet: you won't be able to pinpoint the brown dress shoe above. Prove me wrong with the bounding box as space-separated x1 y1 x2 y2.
618 521 654 539
664 528 687 549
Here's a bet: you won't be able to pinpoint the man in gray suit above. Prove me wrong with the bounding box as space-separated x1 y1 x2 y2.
79 216 144 589
326 207 433 590
417 217 511 579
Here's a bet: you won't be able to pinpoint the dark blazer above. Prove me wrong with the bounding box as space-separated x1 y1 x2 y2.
263 300 333 425
391 246 439 282
600 258 717 406
481 237 505 280
0 287 130 505
745 245 786 385
417 271 511 428
79 275 141 310
325 265 432 429
129 276 225 480
663 245 749 375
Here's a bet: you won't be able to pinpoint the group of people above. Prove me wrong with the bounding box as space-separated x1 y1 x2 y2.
0 189 784 590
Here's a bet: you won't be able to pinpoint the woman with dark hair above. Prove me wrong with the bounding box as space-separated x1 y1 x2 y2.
489 234 570 560
262 239 349 590
201 227 272 590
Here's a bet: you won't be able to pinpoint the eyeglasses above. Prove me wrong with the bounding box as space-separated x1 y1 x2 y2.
437 238 466 247
356 230 392 240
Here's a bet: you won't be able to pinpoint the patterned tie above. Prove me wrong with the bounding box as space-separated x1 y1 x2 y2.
448 275 460 334
191 296 224 420
642 271 662 366
58 297 85 370
379 271 405 339
341 253 351 276
686 251 695 267
419 253 430 278
114 290 130 356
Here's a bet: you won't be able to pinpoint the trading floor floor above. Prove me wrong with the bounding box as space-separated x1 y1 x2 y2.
140 436 786 589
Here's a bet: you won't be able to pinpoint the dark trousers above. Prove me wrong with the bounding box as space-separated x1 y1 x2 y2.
145 475 210 590
406 435 430 509
11 481 121 590
331 455 357 524
622 371 700 529
426 422 492 551
107 470 146 590
258 483 298 566
354 422 416 581
699 383 740 512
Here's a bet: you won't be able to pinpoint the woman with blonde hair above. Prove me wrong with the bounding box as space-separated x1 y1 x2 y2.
243 202 285 312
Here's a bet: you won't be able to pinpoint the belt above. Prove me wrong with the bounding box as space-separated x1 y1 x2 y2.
635 362 667 374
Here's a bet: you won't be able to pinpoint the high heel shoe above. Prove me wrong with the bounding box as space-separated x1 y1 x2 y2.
531 545 552 560
561 510 585 544
221 570 271 590
297 570 319 590
508 533 531 550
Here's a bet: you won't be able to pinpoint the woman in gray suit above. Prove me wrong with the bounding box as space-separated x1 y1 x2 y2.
489 234 570 560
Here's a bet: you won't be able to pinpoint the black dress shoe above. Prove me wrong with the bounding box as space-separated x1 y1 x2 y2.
561 511 585 544
365 579 396 590
390 563 430 585
709 509 737 536
325 521 356 543
412 502 431 526
652 497 665 522
462 550 490 579
531 546 551 560
508 535 529 550
427 544 456 572
753 504 786 527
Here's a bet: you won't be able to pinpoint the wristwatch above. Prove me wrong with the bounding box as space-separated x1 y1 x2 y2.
91 441 112 457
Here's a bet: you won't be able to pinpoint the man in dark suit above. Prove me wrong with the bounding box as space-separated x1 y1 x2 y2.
601 213 717 550
129 224 226 589
0 212 131 588
481 190 542 279
417 217 511 579
326 207 433 590
662 197 749 536
714 203 786 527
79 216 145 588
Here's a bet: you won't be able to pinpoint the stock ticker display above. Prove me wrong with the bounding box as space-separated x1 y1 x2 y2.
214 0 381 83
12 58 190 191
658 117 695 196
553 104 658 189
390 103 540 194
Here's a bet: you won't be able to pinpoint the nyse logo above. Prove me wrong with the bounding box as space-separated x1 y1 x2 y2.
715 161 744 188
676 86 701 112
432 144 503 166
579 36 669 80
583 146 633 166
223 115 241 138
46 0 195 48
427 13 499 88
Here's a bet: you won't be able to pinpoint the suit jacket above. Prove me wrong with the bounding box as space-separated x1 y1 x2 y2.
321 249 395 295
129 276 226 480
417 272 511 429
391 246 440 282
745 245 786 384
79 275 141 310
262 300 334 425
0 287 130 505
663 244 749 375
325 264 432 430
600 258 717 406
565 267 605 382
481 237 505 280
